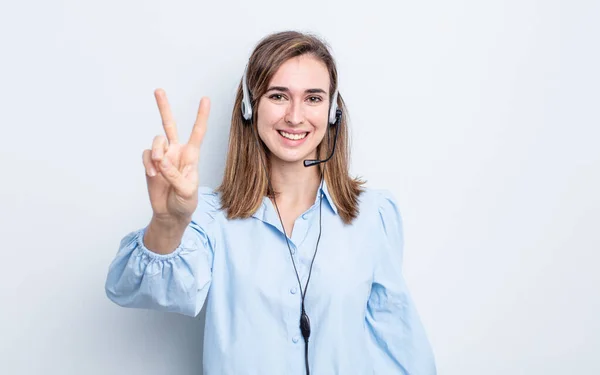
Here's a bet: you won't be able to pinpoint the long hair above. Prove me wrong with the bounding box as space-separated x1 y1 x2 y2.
217 31 365 224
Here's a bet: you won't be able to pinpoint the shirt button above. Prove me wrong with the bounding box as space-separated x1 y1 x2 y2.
302 213 308 220
292 336 300 343
290 287 297 294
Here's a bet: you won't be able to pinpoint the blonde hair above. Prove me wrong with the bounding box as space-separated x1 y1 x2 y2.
217 31 365 224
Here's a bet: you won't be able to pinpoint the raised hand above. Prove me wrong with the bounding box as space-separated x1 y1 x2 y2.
142 89 210 224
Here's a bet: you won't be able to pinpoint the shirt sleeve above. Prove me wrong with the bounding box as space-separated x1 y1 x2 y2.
366 190 437 374
104 187 219 317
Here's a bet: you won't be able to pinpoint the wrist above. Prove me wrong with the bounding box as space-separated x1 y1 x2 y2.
150 214 192 230
144 215 191 255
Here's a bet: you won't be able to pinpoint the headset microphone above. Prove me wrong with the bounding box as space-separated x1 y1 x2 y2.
303 109 342 167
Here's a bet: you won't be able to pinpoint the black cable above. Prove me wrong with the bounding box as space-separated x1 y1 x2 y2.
304 335 310 374
250 117 330 375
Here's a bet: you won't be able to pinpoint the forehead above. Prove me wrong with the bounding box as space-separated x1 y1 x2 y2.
269 55 330 92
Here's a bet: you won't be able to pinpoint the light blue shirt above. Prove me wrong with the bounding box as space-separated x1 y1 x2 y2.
105 182 436 374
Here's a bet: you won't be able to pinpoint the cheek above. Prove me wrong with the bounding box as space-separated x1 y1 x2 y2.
306 106 329 127
257 101 285 126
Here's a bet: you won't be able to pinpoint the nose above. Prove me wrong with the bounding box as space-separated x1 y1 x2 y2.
284 100 304 125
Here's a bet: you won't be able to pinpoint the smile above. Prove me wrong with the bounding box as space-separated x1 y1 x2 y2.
278 130 308 140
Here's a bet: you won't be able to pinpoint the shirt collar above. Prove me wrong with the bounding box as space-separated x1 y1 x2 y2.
320 179 338 215
252 179 338 223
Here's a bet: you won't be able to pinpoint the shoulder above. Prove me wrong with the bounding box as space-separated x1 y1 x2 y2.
191 186 225 226
358 187 405 265
197 186 222 209
356 186 404 239
357 187 402 219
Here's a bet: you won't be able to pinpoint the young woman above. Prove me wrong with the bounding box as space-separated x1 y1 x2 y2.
105 31 436 375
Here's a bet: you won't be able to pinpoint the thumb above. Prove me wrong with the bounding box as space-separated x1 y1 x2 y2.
158 157 194 198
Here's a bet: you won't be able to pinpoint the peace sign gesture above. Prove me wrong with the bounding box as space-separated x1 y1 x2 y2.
142 89 210 223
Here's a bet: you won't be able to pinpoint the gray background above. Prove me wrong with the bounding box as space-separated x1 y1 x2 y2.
1 0 598 374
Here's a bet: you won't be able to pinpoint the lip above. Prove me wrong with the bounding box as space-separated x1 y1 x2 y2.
276 129 310 134
277 129 310 146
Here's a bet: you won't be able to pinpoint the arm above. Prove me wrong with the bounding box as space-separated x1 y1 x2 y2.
104 188 217 317
366 190 436 374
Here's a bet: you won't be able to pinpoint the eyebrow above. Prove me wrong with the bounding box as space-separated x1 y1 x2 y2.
266 86 327 95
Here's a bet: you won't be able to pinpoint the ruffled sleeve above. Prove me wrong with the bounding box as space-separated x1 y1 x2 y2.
366 190 437 374
104 187 220 317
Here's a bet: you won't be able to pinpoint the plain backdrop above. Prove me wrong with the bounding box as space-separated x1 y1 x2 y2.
1 0 598 374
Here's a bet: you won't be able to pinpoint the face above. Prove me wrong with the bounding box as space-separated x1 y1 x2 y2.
256 54 331 165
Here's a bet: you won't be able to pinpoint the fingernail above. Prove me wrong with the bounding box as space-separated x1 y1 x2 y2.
149 168 156 177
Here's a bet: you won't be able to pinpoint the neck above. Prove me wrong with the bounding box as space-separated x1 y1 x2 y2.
268 157 322 208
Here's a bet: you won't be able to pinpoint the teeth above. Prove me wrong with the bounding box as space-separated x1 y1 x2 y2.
279 131 307 140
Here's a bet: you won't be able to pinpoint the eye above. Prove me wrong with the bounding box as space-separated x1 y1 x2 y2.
307 96 323 104
268 93 287 101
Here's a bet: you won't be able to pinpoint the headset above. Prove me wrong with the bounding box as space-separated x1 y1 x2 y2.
240 62 343 375
241 64 342 167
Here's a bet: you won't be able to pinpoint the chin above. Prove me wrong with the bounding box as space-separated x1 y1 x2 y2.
270 151 312 165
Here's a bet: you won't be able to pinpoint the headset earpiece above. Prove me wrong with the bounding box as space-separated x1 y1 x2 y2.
328 89 339 126
241 65 253 121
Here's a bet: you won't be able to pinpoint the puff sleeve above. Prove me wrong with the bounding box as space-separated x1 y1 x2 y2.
104 187 219 317
366 190 436 374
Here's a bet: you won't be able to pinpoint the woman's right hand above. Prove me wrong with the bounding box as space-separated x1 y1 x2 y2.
142 89 210 224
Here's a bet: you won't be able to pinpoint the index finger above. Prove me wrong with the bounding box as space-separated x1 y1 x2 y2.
188 96 210 148
154 88 179 144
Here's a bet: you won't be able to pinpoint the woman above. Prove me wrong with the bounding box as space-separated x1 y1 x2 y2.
105 31 436 374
